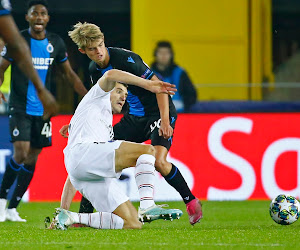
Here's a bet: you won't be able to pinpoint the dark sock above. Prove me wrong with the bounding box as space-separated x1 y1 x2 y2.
164 164 195 204
79 196 94 213
0 157 22 199
8 164 35 209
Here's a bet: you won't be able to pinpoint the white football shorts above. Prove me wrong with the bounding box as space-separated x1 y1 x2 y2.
64 140 129 212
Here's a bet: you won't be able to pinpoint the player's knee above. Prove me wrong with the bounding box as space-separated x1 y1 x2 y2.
13 151 28 163
155 158 170 175
144 145 155 156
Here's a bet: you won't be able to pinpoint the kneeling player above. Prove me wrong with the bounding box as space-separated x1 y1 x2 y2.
53 69 182 230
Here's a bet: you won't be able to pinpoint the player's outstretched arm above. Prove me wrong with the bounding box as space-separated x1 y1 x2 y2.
99 69 177 94
0 15 58 118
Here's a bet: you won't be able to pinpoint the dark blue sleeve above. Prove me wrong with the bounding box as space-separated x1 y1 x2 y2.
55 36 68 63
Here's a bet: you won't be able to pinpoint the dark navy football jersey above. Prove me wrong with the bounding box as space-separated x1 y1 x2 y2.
0 0 11 16
3 29 68 116
89 47 176 117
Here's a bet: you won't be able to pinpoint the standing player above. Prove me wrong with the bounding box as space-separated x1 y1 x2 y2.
54 69 181 230
66 22 202 225
0 0 58 117
0 0 88 222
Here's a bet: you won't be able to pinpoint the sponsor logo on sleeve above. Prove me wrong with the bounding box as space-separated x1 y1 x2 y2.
141 68 151 79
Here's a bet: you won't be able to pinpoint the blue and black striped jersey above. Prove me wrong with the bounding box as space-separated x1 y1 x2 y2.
89 47 176 117
3 29 68 116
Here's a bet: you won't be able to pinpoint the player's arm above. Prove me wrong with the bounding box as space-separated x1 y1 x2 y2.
0 15 58 118
60 176 77 210
151 74 173 139
0 57 10 104
58 60 88 96
126 51 173 139
99 69 176 94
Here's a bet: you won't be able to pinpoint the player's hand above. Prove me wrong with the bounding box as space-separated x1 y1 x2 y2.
147 80 177 95
0 90 7 104
37 88 59 119
59 124 69 138
159 121 173 139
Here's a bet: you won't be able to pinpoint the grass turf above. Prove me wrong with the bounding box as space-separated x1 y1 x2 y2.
0 201 300 249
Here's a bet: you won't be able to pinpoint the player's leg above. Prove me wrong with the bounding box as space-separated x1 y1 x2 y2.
0 111 32 222
115 141 183 222
112 200 142 229
6 117 51 221
78 115 146 214
7 147 41 209
0 141 30 222
149 117 202 225
54 200 140 230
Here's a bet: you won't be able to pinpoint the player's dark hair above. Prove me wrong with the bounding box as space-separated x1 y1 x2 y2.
27 0 49 10
154 40 174 61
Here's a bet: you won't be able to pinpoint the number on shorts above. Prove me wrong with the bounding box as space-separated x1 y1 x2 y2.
41 121 52 138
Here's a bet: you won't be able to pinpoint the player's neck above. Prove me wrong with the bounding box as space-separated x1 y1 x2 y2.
29 28 46 40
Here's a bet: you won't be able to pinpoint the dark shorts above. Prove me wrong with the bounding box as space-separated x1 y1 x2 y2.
113 114 177 151
8 110 52 148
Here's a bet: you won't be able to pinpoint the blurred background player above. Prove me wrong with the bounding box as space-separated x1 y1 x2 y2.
151 41 197 113
0 0 58 117
0 0 88 222
65 22 202 225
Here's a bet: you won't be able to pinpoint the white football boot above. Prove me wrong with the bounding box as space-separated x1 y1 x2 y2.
6 208 26 222
0 199 7 222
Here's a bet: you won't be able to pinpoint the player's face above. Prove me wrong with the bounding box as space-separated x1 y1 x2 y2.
26 5 49 33
81 39 108 66
156 47 172 66
110 83 128 114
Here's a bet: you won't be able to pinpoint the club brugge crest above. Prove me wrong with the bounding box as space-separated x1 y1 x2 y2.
46 42 54 53
13 127 19 137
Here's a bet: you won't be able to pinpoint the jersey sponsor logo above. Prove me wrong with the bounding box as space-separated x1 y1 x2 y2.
1 0 11 10
12 127 19 137
46 42 54 53
32 57 54 70
127 56 135 63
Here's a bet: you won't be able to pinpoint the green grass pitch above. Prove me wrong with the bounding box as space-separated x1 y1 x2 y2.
0 200 300 249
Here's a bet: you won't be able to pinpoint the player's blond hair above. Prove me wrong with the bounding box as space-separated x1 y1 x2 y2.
68 22 104 49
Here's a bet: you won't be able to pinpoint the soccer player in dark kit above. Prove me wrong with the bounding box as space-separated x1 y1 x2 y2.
0 0 58 117
60 22 202 225
0 0 88 222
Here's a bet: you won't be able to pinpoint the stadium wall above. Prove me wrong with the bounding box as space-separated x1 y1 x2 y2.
131 0 273 101
1 114 299 202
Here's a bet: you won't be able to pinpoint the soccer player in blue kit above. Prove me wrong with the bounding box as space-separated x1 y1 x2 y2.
0 0 58 117
61 22 202 225
0 0 88 222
